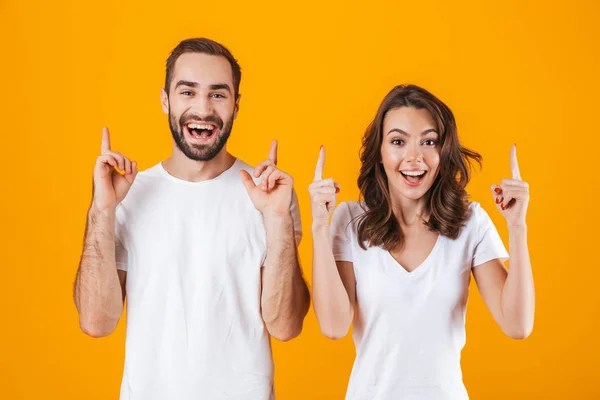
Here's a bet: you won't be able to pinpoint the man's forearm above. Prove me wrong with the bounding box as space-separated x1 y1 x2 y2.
261 212 309 341
74 205 124 337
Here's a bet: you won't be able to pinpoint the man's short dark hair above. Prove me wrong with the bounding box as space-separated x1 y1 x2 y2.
165 38 241 97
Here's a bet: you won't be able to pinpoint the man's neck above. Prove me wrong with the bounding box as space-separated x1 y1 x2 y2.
162 147 236 182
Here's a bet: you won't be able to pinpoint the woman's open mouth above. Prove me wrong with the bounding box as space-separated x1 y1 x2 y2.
400 170 427 187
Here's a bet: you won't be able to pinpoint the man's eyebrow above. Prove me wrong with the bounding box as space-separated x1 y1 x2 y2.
174 80 198 89
208 83 232 93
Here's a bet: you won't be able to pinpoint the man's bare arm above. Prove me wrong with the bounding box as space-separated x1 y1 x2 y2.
74 127 137 338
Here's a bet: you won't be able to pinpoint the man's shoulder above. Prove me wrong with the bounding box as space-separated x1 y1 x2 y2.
231 158 263 184
233 158 254 173
117 163 164 207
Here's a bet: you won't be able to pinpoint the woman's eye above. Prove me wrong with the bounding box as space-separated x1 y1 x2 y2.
392 139 404 146
423 139 436 146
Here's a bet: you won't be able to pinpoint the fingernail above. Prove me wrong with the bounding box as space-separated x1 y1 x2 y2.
494 188 502 194
496 197 502 204
335 187 340 194
501 204 505 210
320 145 323 150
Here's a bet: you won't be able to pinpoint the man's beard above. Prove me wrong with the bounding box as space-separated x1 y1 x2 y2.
169 109 234 161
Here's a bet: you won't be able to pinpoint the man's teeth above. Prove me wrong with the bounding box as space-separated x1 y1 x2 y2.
401 171 426 177
187 123 214 130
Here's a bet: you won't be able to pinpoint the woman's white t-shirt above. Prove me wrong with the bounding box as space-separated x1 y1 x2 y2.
330 201 508 400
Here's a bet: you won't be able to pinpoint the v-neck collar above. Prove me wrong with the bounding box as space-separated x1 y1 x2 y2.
382 234 442 278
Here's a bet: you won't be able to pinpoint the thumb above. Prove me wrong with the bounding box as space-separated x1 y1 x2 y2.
124 161 139 185
240 170 256 193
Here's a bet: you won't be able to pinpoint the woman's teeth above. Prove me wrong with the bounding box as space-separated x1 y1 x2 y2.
401 170 426 177
401 170 427 183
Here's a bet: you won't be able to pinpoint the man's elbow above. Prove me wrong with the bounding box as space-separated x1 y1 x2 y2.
79 315 119 338
267 321 304 342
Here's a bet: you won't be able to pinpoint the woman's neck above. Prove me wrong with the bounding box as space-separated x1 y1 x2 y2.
390 193 429 227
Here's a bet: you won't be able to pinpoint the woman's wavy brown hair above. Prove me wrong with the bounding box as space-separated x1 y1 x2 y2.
356 84 482 251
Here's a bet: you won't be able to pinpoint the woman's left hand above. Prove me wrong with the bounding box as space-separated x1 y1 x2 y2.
491 144 530 230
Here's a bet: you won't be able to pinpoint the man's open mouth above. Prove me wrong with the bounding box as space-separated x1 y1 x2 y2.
184 122 218 140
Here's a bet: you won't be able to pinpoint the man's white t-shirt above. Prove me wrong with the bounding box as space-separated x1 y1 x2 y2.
330 201 508 400
114 159 302 400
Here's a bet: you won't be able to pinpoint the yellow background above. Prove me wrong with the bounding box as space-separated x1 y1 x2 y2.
1 0 599 398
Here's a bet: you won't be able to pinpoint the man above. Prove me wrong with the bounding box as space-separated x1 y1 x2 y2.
73 37 310 400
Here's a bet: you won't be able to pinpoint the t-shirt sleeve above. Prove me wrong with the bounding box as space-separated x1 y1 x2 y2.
115 206 128 272
290 188 302 246
329 202 354 262
472 204 509 268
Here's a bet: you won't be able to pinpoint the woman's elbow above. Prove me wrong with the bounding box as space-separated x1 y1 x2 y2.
318 321 351 340
321 330 347 340
503 321 534 340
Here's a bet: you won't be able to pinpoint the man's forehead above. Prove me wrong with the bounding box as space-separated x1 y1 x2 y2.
172 52 233 86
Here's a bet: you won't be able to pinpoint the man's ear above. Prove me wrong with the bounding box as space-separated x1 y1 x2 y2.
233 93 241 119
160 88 169 115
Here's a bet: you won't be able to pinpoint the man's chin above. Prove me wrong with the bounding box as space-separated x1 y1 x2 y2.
173 123 231 162
182 144 222 162
185 150 213 162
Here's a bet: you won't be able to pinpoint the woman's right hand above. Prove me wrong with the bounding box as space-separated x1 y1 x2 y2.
309 146 340 231
92 127 138 212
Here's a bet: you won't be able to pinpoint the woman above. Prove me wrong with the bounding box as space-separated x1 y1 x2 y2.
309 84 534 399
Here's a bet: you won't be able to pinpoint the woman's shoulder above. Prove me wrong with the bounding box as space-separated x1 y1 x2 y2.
463 201 497 234
468 200 482 215
330 201 366 231
336 201 368 219
467 201 493 221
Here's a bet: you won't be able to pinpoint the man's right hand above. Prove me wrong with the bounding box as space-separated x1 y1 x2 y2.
93 127 138 211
